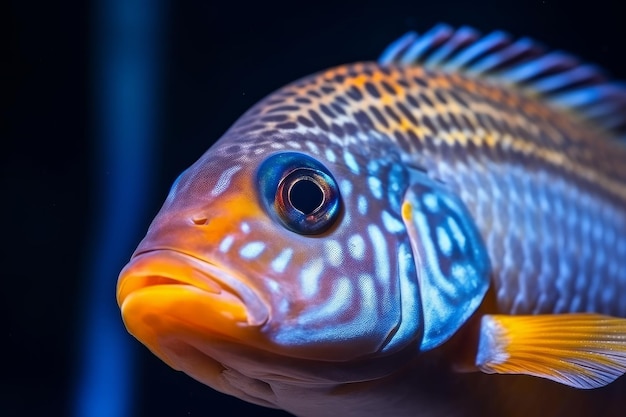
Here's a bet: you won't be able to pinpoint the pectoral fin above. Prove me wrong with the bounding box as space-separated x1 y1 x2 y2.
476 314 626 389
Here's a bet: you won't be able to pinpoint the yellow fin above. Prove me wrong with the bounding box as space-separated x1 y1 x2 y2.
476 314 626 389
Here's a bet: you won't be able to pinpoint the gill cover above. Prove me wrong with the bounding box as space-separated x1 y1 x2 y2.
402 169 491 351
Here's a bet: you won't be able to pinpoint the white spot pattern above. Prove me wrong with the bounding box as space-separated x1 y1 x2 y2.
423 193 438 211
219 235 234 253
324 240 344 267
298 276 352 323
368 176 383 199
271 248 293 273
358 195 368 215
300 258 324 298
210 165 242 197
305 141 320 154
325 148 336 163
437 226 453 256
368 224 390 284
382 210 405 233
340 179 353 197
344 151 360 174
239 241 265 259
447 217 466 250
347 234 366 260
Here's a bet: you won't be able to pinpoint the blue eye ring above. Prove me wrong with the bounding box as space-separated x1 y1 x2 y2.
257 152 341 235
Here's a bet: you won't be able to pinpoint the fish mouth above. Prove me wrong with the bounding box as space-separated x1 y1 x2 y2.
117 249 269 328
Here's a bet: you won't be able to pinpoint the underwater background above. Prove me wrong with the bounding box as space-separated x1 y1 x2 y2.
3 0 625 416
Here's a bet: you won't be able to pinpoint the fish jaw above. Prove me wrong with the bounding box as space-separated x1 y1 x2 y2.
116 249 270 368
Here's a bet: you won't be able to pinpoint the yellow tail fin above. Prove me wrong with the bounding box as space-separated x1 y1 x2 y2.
476 314 626 389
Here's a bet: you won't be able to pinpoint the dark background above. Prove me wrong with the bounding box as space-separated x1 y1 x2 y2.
4 0 625 416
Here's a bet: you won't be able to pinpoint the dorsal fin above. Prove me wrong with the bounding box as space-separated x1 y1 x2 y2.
379 24 626 137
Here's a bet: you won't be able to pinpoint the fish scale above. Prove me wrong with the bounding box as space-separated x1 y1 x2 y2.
117 26 626 416
215 61 626 317
231 63 626 200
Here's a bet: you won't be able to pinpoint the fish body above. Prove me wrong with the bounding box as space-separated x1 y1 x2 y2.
117 25 626 416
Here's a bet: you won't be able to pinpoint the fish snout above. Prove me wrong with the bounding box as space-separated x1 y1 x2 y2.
117 249 270 349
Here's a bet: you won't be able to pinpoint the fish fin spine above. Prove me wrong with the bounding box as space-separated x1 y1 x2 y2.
379 24 626 137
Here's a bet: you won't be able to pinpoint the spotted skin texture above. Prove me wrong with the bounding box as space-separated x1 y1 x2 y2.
224 62 626 317
118 61 626 417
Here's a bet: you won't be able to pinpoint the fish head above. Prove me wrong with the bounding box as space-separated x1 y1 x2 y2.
116 135 424 392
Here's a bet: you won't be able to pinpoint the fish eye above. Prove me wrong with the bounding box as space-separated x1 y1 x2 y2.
285 174 324 215
257 152 341 235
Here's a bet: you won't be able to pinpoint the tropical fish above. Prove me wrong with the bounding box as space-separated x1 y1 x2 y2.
116 24 626 416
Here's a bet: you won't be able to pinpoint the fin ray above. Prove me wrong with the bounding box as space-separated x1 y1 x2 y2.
424 26 480 67
467 37 544 75
476 314 626 389
378 31 418 65
443 30 511 71
401 23 455 64
379 24 626 136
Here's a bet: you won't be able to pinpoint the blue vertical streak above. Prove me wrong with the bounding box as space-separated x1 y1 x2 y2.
73 1 164 416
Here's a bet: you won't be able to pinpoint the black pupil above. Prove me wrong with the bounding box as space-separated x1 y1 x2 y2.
289 178 324 215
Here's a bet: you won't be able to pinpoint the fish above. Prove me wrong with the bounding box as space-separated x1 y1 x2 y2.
116 24 626 416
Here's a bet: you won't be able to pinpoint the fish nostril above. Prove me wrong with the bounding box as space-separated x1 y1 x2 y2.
191 215 208 225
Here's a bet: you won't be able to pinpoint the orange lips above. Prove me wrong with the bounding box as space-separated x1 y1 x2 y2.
116 249 269 364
